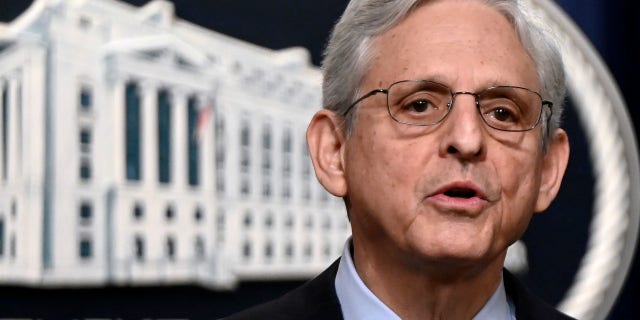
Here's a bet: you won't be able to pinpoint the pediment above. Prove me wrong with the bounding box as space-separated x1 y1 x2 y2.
103 34 208 68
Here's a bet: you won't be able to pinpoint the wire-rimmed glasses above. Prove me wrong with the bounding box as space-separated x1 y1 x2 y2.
344 80 552 132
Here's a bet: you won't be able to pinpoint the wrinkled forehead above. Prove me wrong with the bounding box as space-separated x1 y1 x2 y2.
365 0 538 90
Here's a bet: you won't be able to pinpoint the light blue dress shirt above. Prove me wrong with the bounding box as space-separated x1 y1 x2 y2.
335 239 516 320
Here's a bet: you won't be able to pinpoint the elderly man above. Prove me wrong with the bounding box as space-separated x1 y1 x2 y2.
227 0 573 319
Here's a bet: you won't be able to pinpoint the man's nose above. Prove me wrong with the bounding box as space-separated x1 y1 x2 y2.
438 94 486 159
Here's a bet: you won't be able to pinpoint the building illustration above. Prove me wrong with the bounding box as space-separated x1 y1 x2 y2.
0 0 349 289
1 1 638 319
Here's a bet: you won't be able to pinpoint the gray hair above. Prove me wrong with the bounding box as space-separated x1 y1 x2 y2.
321 0 566 144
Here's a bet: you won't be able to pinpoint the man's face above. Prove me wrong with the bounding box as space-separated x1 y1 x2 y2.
340 0 565 270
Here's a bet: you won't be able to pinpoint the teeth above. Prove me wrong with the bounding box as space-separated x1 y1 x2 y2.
444 188 476 198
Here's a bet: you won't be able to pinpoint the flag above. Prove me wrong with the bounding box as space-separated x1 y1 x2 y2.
192 87 218 141
193 96 215 142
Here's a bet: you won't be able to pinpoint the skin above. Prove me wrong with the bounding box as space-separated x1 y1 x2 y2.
307 0 570 319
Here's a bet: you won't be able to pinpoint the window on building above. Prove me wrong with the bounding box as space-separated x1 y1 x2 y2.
216 209 225 229
282 127 292 200
302 144 312 201
241 177 250 196
9 234 15 258
79 202 92 225
323 216 332 230
125 82 141 181
158 89 172 183
79 236 92 260
216 208 225 244
242 241 252 260
262 124 272 172
304 242 313 260
243 211 253 228
305 215 314 230
302 182 311 201
284 214 294 229
285 242 294 259
265 212 274 229
79 158 92 181
262 180 271 198
78 16 92 30
215 115 226 195
215 115 225 166
11 199 16 217
195 236 205 260
282 128 292 177
282 127 292 153
2 82 8 181
216 172 225 195
79 128 91 153
80 85 92 111
282 182 291 200
165 205 175 222
194 207 203 223
240 120 250 173
323 242 332 258
265 241 273 261
133 203 144 220
262 123 272 199
134 235 145 261
215 113 225 134
262 124 272 149
0 218 4 257
166 236 176 261
187 96 199 186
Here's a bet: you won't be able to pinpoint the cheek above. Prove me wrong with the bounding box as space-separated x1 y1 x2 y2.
495 139 543 196
348 134 413 195
496 148 543 230
348 114 421 185
345 126 426 222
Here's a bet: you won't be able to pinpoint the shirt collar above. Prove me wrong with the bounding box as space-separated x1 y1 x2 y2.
334 238 515 320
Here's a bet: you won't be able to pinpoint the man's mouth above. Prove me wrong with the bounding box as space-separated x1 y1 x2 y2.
443 187 479 199
426 182 489 213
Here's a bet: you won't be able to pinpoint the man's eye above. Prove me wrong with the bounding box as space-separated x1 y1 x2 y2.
488 107 515 122
404 100 434 112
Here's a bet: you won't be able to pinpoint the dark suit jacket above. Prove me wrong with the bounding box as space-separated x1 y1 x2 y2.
224 259 576 320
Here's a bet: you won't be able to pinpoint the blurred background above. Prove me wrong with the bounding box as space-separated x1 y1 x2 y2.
0 0 638 319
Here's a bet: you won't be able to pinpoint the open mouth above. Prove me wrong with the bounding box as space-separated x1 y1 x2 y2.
427 182 488 213
443 187 478 199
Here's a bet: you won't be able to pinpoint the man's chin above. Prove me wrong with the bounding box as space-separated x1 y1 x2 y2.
405 244 503 274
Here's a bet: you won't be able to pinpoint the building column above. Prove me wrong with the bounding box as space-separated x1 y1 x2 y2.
112 78 126 182
225 110 240 199
0 79 5 182
8 76 21 182
141 81 158 188
171 89 187 189
200 94 214 192
272 122 285 203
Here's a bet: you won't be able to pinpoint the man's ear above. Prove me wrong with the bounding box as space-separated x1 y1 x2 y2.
306 109 348 197
535 128 570 212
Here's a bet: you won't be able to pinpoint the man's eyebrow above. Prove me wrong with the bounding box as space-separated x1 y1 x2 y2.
404 74 450 84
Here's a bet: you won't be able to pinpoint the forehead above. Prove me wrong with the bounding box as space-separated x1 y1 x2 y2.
367 0 538 90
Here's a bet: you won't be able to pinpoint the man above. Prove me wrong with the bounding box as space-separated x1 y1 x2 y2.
226 0 573 319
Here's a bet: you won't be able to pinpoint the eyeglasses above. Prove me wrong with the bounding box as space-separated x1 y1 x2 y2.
344 80 552 132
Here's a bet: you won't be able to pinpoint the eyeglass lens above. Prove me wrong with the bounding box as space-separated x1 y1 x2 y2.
386 80 543 131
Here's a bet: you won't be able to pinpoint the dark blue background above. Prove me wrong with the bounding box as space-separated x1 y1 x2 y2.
0 0 637 319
